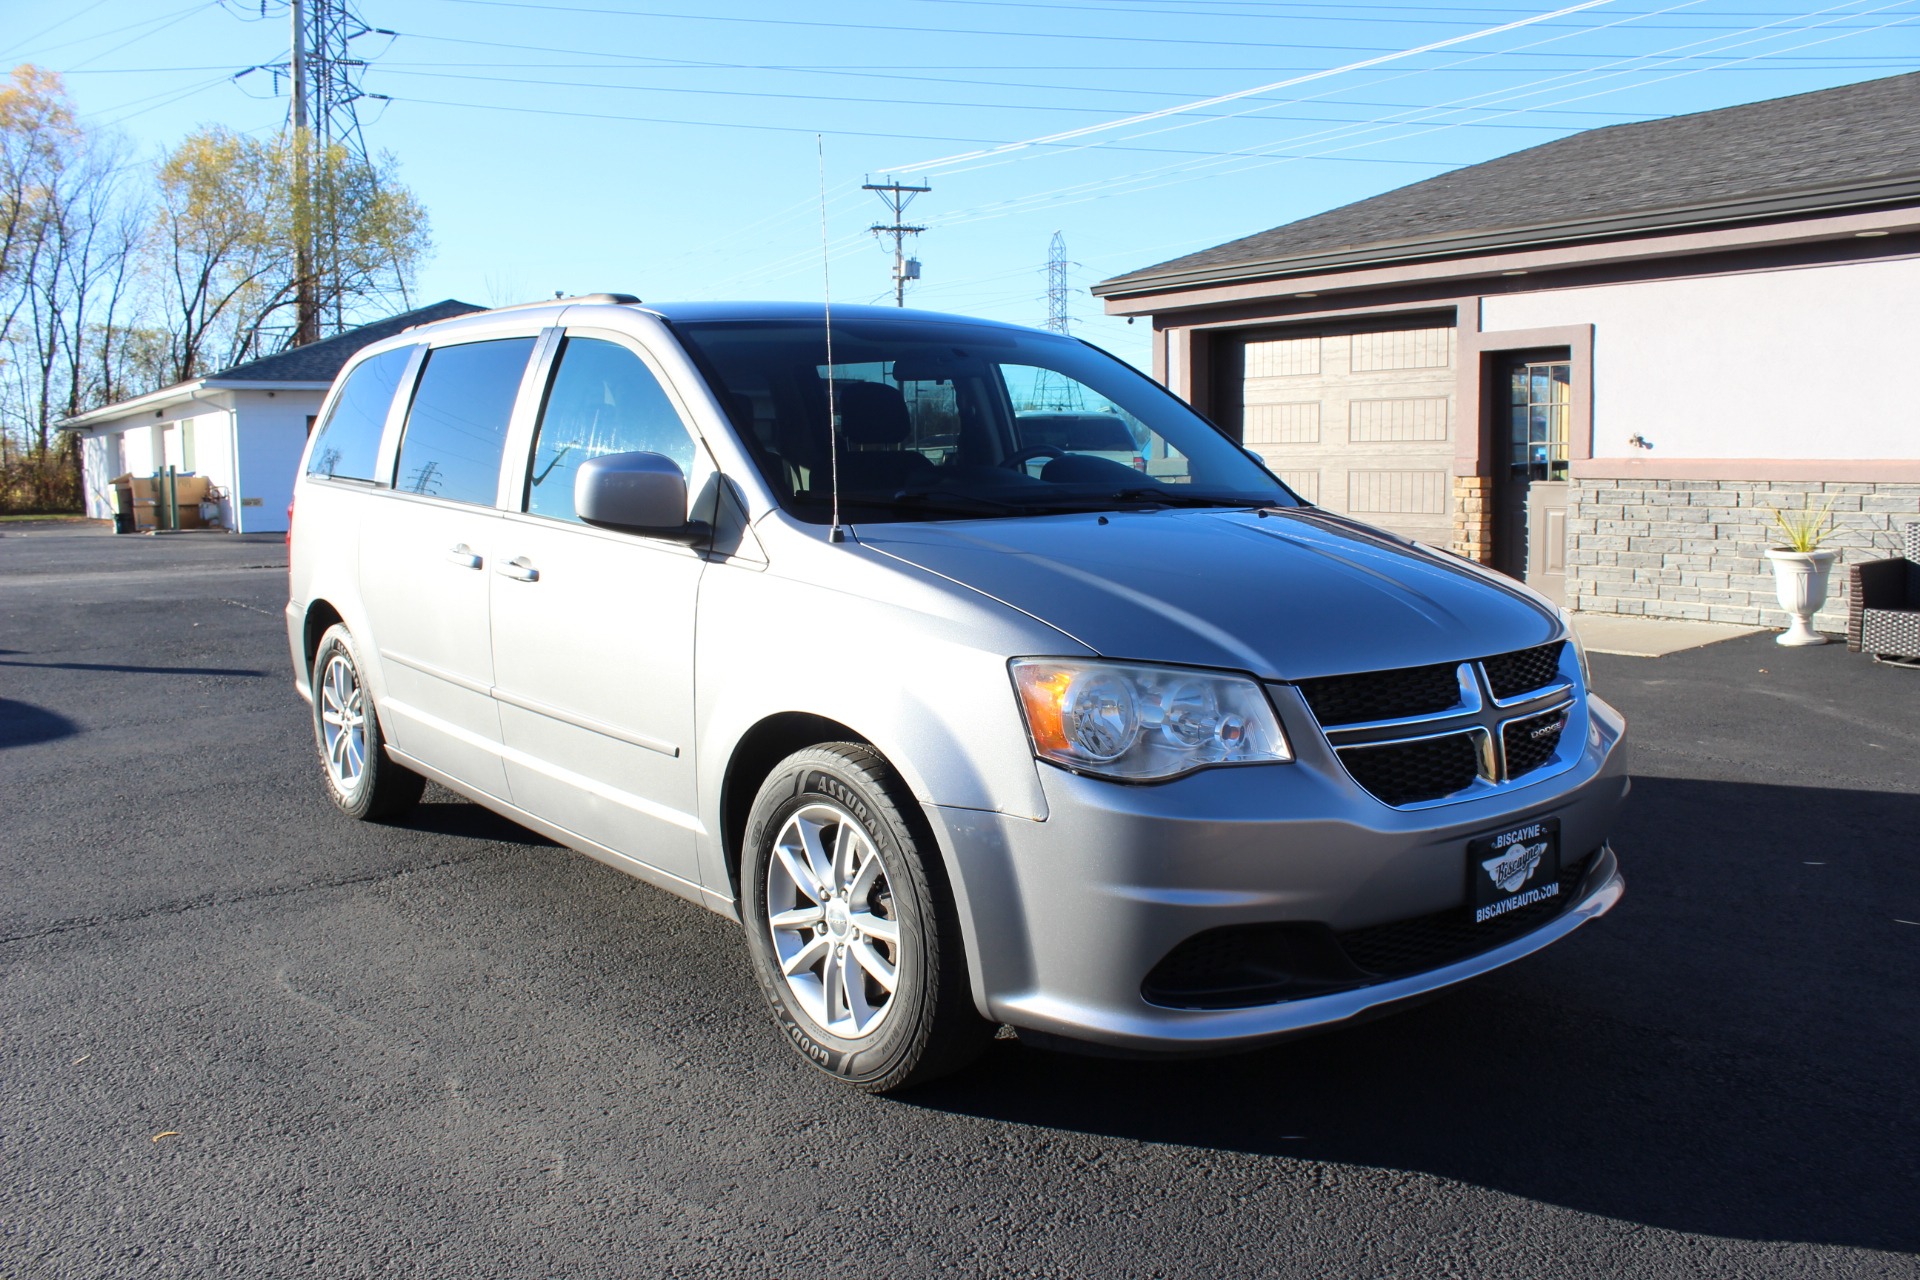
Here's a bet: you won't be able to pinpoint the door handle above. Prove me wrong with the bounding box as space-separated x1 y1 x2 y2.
446 544 482 569
498 556 539 583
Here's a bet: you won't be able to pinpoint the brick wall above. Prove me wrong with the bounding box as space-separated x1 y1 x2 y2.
1567 478 1920 631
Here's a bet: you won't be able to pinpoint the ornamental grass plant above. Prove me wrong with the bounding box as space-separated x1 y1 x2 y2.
1770 498 1838 553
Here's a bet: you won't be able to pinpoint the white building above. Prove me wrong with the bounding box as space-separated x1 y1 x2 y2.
62 300 479 534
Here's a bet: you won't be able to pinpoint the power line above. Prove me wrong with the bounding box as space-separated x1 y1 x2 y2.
901 0 1920 28
384 92 1477 163
917 0 1917 233
361 65 1654 132
415 0 1914 58
377 32 1919 72
4 0 216 64
885 0 1619 171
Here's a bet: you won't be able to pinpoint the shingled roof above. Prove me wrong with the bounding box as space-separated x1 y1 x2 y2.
210 298 485 383
1094 71 1920 300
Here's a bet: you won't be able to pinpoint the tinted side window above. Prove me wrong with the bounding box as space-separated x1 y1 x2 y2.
394 338 536 506
526 337 697 523
306 347 411 480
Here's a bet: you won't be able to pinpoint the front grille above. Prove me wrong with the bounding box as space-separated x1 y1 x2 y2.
1297 661 1460 727
1335 853 1593 979
1298 638 1580 809
1483 641 1565 700
1338 732 1481 807
1503 707 1568 778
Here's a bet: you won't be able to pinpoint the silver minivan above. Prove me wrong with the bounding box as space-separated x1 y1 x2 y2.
286 297 1626 1092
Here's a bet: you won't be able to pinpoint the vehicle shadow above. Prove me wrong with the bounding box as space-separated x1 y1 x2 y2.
0 699 81 749
399 791 559 848
908 776 1920 1254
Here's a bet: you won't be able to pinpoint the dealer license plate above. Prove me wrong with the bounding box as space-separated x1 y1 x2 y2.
1468 818 1561 925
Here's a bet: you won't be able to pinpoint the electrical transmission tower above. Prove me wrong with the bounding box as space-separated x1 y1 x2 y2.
264 0 392 343
863 177 930 307
1045 231 1070 334
1028 231 1083 411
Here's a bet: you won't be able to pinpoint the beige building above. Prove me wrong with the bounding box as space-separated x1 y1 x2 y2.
1094 72 1920 630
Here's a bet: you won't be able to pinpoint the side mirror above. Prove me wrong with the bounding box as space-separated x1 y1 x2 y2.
575 452 710 543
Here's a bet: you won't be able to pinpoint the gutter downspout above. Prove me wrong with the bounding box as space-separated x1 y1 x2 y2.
228 406 244 534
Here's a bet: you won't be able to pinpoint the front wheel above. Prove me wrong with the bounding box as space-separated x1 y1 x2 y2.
741 743 990 1092
311 623 424 822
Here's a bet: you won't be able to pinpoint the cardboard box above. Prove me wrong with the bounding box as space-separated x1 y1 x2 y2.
114 473 211 530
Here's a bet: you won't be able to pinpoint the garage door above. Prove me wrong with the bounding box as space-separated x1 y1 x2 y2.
1230 321 1456 546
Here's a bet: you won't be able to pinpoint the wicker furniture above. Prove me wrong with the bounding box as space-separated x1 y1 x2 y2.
1847 523 1920 664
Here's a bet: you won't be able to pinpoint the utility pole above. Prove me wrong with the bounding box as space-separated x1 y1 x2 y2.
290 0 317 347
863 177 930 307
1045 230 1070 334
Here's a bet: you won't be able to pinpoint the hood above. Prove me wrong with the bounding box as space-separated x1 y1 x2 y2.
857 507 1561 682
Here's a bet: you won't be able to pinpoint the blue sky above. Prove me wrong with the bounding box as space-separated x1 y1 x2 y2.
7 0 1917 367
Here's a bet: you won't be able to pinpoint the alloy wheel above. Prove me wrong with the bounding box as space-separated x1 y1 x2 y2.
319 652 368 795
765 802 901 1039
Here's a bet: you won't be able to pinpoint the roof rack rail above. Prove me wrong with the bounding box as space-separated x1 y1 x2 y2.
484 292 642 314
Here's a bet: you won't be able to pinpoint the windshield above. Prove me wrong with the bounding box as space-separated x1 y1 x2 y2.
672 317 1299 523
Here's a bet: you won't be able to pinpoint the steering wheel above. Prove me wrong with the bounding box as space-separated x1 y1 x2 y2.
1000 444 1071 471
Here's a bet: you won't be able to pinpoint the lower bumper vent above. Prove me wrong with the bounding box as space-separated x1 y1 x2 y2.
1335 852 1593 979
1140 852 1596 1011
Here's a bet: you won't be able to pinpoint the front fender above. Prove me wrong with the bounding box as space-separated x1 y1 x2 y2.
693 537 1084 898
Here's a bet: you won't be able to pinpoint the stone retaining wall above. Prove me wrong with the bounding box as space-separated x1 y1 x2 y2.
1450 474 1492 563
1566 478 1920 633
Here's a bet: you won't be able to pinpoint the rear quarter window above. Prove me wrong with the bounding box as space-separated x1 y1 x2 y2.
306 347 412 481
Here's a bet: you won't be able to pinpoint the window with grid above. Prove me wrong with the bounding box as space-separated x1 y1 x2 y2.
1508 361 1571 481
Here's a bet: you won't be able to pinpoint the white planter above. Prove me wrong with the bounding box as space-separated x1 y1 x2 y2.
1764 548 1837 646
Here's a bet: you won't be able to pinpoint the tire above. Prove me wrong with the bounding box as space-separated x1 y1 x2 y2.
310 623 425 822
741 743 991 1092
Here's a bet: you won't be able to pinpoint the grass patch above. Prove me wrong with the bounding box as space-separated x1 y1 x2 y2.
0 512 93 524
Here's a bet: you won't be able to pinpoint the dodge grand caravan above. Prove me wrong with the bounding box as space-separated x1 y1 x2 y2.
286 297 1627 1092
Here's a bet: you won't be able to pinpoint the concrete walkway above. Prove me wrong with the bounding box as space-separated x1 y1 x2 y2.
1572 612 1770 657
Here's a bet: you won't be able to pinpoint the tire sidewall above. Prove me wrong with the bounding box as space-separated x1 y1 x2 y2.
742 750 932 1085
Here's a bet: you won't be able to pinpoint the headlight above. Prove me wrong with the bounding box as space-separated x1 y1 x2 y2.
1010 658 1292 782
1558 608 1591 688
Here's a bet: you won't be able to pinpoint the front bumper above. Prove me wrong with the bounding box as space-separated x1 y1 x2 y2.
925 693 1628 1056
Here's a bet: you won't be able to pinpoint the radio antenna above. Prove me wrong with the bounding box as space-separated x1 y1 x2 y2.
818 134 845 544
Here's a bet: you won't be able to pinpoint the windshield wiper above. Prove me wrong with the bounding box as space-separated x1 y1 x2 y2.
1082 487 1267 510
878 489 1035 517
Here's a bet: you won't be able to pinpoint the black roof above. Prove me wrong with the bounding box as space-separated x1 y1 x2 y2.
210 299 484 382
646 300 1038 329
1095 71 1920 299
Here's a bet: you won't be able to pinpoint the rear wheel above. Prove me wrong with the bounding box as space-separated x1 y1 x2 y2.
311 623 424 822
741 743 990 1092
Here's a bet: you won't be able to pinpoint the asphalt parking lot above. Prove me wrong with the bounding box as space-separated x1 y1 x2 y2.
3 521 1916 1279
